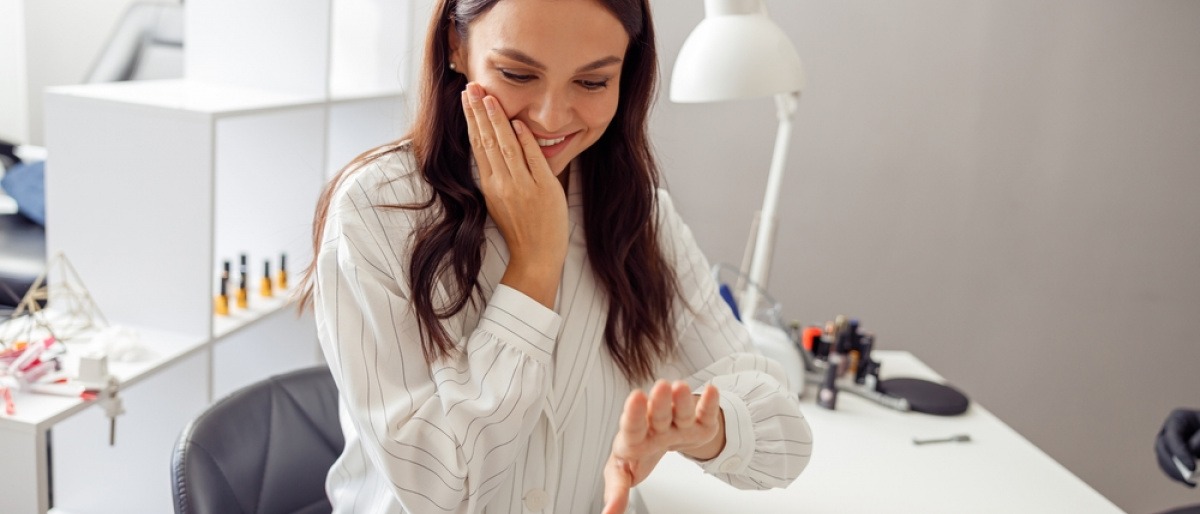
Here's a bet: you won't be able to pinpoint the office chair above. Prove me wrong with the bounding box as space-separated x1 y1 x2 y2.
170 366 345 514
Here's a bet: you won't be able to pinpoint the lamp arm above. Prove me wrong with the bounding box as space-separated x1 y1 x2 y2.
741 92 799 319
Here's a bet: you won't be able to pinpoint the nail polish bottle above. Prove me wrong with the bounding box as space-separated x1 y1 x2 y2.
237 253 249 309
817 357 839 410
222 260 232 305
277 253 288 290
260 260 273 298
215 278 230 316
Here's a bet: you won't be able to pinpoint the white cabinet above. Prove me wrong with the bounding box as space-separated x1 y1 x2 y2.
0 1 417 512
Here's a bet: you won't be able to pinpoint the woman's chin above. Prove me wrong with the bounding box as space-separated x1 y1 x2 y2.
549 157 571 177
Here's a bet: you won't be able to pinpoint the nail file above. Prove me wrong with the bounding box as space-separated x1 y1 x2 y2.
913 434 971 445
1175 456 1200 484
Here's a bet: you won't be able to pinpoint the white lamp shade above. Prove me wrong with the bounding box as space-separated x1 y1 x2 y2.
670 1 805 103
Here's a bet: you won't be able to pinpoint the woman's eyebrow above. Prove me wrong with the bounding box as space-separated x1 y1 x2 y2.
491 48 622 73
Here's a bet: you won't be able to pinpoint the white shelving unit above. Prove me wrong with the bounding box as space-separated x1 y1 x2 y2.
0 1 419 512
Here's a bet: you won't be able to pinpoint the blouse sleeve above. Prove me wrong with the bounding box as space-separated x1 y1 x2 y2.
314 162 559 512
655 189 813 490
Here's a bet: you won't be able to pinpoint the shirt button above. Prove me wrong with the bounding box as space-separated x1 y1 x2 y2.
719 456 743 473
524 488 549 511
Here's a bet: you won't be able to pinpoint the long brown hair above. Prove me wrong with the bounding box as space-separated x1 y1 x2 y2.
301 0 676 384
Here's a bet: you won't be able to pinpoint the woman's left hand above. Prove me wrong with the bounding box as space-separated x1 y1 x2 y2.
602 380 725 514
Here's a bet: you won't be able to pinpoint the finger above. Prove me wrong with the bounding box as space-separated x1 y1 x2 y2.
461 88 492 180
648 380 673 434
466 83 509 179
695 384 721 425
511 119 555 183
602 458 632 514
620 389 649 445
671 381 696 429
481 95 531 184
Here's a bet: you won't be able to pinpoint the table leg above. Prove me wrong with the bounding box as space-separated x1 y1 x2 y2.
0 425 50 513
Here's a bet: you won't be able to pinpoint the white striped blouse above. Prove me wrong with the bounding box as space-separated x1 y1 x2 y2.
313 144 813 513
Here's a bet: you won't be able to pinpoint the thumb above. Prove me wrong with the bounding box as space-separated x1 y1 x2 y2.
603 457 632 514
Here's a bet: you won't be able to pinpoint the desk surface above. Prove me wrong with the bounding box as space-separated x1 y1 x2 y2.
637 351 1124 514
0 291 296 433
0 323 206 433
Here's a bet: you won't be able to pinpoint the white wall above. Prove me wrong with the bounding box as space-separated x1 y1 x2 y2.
12 0 178 146
651 1 1200 512
0 0 29 143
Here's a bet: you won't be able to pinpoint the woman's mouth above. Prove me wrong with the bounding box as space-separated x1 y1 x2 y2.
533 131 577 159
536 135 567 147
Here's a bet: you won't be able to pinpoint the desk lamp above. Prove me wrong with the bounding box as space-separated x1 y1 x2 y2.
670 0 805 319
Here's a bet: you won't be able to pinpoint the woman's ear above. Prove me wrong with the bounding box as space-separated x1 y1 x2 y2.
447 22 466 74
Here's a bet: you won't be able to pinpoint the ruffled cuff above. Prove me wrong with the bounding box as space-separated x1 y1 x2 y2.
692 390 756 474
475 284 562 367
688 367 813 489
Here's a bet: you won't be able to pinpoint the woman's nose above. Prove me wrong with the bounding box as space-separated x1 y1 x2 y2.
527 90 572 134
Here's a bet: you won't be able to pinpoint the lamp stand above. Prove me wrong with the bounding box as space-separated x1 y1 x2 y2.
739 92 799 319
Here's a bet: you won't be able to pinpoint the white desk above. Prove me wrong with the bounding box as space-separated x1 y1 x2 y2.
637 351 1124 513
0 325 208 514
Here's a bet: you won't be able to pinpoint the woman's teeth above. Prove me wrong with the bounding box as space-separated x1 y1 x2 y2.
537 136 567 147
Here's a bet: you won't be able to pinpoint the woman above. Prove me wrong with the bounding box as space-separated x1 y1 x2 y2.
301 0 812 512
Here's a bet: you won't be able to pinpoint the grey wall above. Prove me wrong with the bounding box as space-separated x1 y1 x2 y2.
650 1 1200 512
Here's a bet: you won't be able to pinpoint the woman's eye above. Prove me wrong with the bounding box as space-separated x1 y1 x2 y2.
579 79 609 91
500 70 534 83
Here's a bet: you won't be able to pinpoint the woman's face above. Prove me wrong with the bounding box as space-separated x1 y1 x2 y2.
450 0 630 175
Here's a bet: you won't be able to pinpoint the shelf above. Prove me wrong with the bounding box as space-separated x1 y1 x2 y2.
212 286 300 340
46 80 406 120
330 87 406 104
46 79 328 118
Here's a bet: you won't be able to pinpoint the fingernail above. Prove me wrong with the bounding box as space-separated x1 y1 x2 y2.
512 119 524 135
467 84 481 101
483 96 495 114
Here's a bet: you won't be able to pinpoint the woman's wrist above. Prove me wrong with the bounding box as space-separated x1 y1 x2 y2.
678 406 726 461
500 259 562 309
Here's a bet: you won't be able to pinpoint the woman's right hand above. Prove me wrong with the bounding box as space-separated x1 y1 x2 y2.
462 82 569 309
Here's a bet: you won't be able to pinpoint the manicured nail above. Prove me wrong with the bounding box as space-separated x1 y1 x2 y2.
512 119 524 135
483 96 495 114
467 84 481 101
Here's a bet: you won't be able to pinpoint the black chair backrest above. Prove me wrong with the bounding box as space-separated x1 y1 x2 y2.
171 366 344 514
